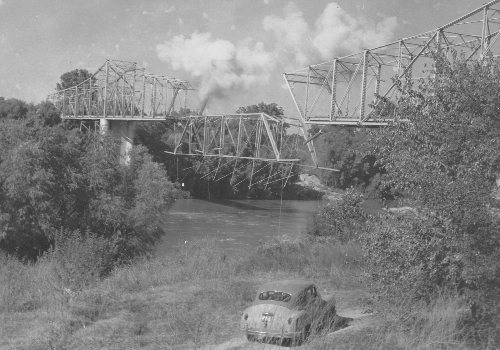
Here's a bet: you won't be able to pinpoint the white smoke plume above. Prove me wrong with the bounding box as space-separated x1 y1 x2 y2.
156 3 396 104
264 2 398 66
156 32 276 100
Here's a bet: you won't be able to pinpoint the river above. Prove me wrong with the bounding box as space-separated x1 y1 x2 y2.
157 199 324 253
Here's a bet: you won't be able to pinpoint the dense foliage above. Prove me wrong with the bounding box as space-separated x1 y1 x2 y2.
313 57 500 345
56 69 93 91
369 57 500 341
309 125 386 196
308 189 366 242
0 97 181 260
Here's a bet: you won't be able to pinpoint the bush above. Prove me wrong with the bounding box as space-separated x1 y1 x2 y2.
0 117 183 261
308 189 367 242
45 228 118 290
366 56 500 346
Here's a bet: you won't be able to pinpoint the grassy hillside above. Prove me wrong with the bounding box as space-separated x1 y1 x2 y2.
1 235 472 350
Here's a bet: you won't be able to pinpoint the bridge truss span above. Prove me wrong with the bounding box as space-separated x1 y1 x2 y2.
47 59 194 121
165 113 300 163
165 113 305 189
284 0 500 126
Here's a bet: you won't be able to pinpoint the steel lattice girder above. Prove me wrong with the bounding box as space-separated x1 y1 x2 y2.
47 59 194 120
165 113 300 163
283 0 500 126
174 156 298 190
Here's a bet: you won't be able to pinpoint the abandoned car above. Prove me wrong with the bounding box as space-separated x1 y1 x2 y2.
240 280 336 344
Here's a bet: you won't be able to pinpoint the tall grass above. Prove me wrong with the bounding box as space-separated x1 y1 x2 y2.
0 253 68 313
306 293 471 350
0 236 479 349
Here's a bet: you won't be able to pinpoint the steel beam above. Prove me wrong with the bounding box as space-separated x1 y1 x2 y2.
284 0 500 125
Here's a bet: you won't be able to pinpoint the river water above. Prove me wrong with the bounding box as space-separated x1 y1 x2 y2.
157 199 324 253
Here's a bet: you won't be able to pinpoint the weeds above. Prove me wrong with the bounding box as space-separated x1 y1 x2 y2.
0 236 479 349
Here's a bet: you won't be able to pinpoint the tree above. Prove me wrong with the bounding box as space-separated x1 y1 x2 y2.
0 98 32 120
0 123 85 257
236 102 284 118
365 56 500 342
307 125 384 193
0 108 181 260
56 69 93 91
33 101 61 127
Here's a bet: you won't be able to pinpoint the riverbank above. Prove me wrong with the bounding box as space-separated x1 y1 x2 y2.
0 235 471 349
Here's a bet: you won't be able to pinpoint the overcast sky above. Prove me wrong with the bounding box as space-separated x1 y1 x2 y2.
0 0 490 115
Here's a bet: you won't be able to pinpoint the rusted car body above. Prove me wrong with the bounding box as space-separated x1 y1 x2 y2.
240 280 336 344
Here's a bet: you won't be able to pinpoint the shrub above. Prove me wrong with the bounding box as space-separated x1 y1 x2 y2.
0 122 183 261
45 228 118 290
308 189 367 242
367 56 500 346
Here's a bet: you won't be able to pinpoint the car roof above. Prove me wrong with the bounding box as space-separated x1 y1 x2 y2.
257 279 314 296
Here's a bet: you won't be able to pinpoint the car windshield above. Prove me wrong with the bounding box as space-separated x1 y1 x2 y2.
258 291 292 302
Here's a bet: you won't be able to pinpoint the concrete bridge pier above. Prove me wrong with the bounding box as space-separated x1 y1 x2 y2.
100 118 137 165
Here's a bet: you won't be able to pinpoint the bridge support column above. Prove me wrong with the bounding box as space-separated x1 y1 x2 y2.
99 118 109 135
116 121 137 165
99 119 137 165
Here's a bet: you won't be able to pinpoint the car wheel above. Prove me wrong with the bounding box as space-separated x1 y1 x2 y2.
246 334 256 342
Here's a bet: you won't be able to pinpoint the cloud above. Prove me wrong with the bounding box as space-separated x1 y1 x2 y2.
312 3 397 59
156 32 276 99
156 3 397 102
263 4 312 66
264 2 397 65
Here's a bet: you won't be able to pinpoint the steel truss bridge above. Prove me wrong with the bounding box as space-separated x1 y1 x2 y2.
284 0 500 127
165 112 302 188
47 60 304 186
166 113 298 163
47 1 500 178
47 59 193 120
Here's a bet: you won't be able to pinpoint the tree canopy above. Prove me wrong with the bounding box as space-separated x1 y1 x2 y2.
364 56 500 338
0 97 31 120
0 99 181 260
56 69 93 91
236 102 284 118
